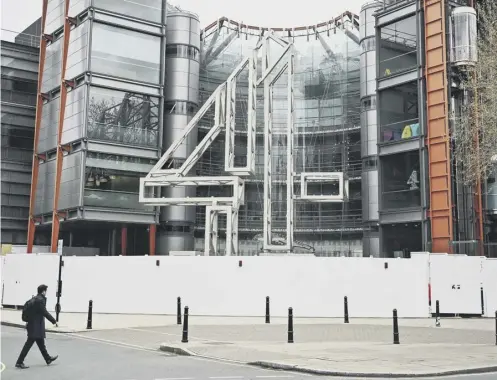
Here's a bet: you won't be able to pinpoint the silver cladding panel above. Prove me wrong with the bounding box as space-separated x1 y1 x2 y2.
360 1 380 230
34 152 84 215
360 48 376 98
166 12 201 47
362 169 379 221
159 11 201 253
157 233 195 254
361 108 378 156
360 2 381 41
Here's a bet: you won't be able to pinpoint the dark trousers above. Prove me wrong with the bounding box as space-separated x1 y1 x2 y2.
16 338 50 364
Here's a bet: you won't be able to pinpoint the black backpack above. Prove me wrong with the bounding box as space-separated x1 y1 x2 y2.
22 297 35 322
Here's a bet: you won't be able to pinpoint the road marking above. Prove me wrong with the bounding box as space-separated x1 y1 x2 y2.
68 333 169 355
0 362 5 372
127 327 221 343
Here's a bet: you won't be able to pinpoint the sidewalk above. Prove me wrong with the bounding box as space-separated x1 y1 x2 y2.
3 309 497 377
150 322 497 377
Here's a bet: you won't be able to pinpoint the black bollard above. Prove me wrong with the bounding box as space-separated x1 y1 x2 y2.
86 300 93 330
435 300 441 327
182 306 189 343
393 308 399 344
495 310 497 346
265 296 270 324
288 307 294 343
177 297 182 325
344 296 349 324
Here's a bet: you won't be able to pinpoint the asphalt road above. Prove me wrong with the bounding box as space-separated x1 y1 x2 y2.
1 326 496 380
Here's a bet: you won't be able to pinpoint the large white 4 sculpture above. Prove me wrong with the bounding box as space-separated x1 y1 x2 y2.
139 31 348 256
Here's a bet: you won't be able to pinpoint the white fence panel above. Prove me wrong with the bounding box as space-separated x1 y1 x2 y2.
58 255 430 317
1 254 60 311
482 258 497 317
429 254 483 315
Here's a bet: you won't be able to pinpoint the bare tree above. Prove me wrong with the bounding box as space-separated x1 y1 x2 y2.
453 0 497 185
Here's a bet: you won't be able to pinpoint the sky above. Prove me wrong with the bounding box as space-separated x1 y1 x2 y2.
1 0 366 35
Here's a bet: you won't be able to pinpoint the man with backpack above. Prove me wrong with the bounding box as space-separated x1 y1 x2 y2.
15 284 59 369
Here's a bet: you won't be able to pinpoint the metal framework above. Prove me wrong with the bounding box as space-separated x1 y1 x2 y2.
140 29 347 255
51 0 75 253
300 172 348 203
424 0 454 253
27 0 49 253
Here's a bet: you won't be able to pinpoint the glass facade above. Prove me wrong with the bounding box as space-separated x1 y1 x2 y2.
87 87 160 148
91 23 161 84
379 81 419 143
1 40 39 244
378 15 417 78
195 20 362 253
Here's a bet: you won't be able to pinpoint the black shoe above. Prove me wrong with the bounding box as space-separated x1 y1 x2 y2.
46 355 58 365
15 363 29 369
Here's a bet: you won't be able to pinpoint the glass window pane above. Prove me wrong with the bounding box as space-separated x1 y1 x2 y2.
92 0 163 23
91 23 161 84
379 15 417 77
87 87 159 148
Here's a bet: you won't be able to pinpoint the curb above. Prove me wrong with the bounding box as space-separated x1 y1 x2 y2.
1 321 78 334
159 343 196 356
249 361 497 378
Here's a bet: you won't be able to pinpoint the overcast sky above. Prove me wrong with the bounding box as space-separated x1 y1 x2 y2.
1 0 366 34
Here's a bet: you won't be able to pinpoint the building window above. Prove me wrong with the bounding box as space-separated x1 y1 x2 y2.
91 23 161 84
361 95 377 111
164 101 198 116
87 87 159 148
166 44 200 61
381 151 421 210
92 0 163 24
379 15 417 78
379 81 419 143
361 37 375 53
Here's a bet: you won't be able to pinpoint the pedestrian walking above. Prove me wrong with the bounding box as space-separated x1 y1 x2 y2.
15 284 58 369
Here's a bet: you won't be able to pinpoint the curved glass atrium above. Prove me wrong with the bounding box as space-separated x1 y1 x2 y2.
192 16 362 255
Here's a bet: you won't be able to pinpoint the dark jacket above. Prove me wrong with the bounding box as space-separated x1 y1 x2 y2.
26 294 56 339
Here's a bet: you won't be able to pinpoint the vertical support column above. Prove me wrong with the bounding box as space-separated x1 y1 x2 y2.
27 0 49 253
51 0 73 252
286 48 295 251
121 226 127 256
149 224 156 256
263 37 273 251
225 71 237 169
247 51 257 174
231 208 239 256
424 0 453 253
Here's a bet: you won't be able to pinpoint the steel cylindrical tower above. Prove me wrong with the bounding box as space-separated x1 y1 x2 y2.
360 1 381 257
158 10 201 254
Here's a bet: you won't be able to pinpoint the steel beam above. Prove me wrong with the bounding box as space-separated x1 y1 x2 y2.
51 0 72 253
27 0 49 253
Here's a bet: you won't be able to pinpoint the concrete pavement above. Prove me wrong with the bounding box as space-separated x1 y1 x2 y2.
2 326 497 380
3 309 497 377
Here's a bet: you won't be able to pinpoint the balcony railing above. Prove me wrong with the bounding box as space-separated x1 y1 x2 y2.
381 118 420 143
84 189 153 211
87 123 158 148
195 211 363 231
382 187 421 209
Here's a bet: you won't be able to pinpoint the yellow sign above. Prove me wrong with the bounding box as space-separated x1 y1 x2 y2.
1 244 12 255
